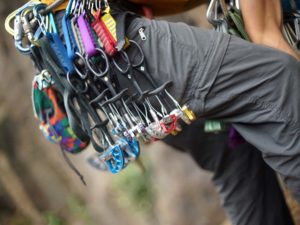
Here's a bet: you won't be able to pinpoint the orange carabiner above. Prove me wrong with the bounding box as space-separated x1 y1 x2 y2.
40 0 68 13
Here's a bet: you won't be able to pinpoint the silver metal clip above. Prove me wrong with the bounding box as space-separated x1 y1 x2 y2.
138 27 147 41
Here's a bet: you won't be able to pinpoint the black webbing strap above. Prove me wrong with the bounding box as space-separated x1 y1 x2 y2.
36 36 90 142
37 36 113 153
114 11 139 51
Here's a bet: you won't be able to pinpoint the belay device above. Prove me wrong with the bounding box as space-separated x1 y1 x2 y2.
5 0 196 175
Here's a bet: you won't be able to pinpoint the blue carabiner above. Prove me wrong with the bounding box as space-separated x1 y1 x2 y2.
15 40 31 55
15 26 42 55
62 14 78 60
116 138 140 168
126 138 140 158
105 145 125 174
62 0 78 60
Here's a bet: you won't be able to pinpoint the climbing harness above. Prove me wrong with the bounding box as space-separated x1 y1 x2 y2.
5 0 196 176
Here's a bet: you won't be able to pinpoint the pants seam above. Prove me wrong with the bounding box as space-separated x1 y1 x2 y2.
205 93 300 135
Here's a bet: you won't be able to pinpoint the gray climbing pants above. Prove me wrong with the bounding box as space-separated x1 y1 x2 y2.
164 121 294 225
124 17 300 205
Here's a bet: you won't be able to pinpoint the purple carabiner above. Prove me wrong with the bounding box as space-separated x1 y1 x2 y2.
77 14 98 57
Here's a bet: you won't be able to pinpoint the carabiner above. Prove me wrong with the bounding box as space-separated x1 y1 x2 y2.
66 72 88 94
160 114 178 134
15 26 42 54
85 48 109 77
100 144 125 174
87 153 108 171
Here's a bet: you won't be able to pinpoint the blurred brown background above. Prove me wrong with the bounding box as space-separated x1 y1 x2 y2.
0 1 227 225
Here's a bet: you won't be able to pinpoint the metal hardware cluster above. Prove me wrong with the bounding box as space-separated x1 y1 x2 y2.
6 0 196 174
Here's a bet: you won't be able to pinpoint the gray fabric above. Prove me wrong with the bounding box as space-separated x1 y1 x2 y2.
164 121 294 225
126 18 230 104
125 17 300 203
201 36 300 202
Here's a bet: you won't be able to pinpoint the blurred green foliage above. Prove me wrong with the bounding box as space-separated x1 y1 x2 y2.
67 196 95 225
44 212 65 225
42 195 95 225
112 156 154 215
